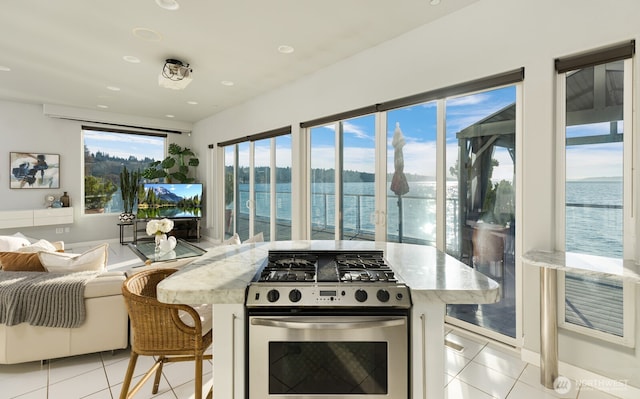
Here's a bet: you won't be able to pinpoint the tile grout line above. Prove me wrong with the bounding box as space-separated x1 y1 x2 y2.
99 352 115 399
504 363 529 399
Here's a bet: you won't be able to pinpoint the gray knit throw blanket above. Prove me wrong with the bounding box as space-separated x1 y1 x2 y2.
0 271 98 328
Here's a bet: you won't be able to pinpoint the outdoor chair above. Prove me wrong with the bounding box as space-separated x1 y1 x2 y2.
120 268 212 399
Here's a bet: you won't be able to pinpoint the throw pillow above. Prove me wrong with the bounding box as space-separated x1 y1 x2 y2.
0 235 30 252
38 243 109 273
11 232 38 244
0 252 46 272
223 233 241 245
15 239 58 253
243 232 264 244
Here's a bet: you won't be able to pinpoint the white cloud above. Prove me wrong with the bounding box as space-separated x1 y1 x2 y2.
447 93 490 107
343 121 373 140
566 145 622 180
83 131 164 161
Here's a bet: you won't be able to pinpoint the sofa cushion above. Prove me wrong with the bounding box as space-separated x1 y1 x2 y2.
15 239 58 253
0 252 46 272
84 271 127 298
0 235 30 252
38 244 108 273
10 233 64 252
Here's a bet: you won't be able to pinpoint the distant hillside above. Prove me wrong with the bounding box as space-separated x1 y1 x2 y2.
568 176 622 182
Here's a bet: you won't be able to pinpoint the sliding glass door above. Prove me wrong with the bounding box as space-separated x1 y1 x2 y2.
309 115 376 240
385 103 438 245
222 135 291 242
445 86 518 339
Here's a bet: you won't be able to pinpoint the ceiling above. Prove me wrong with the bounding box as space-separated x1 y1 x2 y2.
0 0 478 124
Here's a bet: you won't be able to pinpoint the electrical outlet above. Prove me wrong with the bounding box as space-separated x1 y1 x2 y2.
55 227 64 234
64 227 70 233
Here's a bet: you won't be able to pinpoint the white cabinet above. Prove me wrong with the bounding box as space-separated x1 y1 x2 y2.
0 207 73 229
0 210 33 229
33 208 73 226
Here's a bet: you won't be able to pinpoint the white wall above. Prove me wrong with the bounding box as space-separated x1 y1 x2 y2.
0 101 194 244
190 0 640 387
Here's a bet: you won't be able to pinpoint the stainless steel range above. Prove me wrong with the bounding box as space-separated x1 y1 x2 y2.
245 249 411 399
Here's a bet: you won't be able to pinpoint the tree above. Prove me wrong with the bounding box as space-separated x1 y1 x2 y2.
84 176 117 211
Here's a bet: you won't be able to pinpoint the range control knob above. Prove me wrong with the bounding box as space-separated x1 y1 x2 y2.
376 289 390 303
267 289 280 303
289 289 302 303
355 289 368 303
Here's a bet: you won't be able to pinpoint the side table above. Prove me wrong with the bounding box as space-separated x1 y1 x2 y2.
117 222 136 245
523 250 640 389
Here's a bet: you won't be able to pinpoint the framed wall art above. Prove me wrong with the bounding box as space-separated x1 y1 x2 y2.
10 152 60 189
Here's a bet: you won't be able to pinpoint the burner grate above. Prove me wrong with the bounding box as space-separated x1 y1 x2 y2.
258 253 319 282
273 257 316 269
335 253 388 269
340 269 396 283
255 250 398 284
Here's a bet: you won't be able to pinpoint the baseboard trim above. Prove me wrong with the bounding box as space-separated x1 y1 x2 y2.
521 348 639 398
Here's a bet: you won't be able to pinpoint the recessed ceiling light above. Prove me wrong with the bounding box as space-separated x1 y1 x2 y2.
97 104 109 109
156 0 180 10
132 27 162 41
165 114 175 118
187 101 198 105
0 66 10 72
221 80 234 86
278 45 295 54
429 0 441 5
106 86 121 91
123 56 141 63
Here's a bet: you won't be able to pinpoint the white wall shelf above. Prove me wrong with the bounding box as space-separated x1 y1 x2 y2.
0 207 73 229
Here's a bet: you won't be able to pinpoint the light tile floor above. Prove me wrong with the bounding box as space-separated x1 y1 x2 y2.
0 240 625 398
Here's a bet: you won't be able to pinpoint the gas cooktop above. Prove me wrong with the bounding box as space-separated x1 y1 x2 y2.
255 250 398 283
246 249 411 308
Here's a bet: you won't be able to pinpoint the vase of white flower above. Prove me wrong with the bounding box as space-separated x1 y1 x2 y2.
146 218 174 252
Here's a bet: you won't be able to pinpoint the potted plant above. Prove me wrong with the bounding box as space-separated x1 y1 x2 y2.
84 175 117 214
141 143 199 183
119 166 140 222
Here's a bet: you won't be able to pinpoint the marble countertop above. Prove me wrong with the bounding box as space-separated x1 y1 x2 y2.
523 249 640 282
157 240 501 305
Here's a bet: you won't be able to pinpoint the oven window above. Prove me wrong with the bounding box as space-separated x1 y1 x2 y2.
268 341 388 394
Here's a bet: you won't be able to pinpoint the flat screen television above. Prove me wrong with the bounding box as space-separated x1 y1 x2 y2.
137 183 203 219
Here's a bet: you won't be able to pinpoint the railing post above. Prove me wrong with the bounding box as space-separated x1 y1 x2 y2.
356 194 361 232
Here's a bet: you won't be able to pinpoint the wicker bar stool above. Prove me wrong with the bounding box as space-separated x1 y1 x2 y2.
120 268 213 399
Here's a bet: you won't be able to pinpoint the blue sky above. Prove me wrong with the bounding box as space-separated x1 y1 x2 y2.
305 85 517 180
83 130 164 161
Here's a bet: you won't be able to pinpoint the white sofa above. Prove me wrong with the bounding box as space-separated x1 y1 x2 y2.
0 271 129 364
0 272 129 364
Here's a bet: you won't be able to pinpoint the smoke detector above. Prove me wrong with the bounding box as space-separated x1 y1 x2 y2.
159 59 192 90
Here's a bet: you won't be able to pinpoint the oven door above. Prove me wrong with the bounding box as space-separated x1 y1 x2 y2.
248 314 408 399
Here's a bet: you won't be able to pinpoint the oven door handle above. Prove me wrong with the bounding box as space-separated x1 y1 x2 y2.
250 317 406 330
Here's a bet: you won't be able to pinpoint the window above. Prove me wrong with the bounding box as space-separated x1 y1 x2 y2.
555 42 635 344
83 129 165 215
309 115 376 240
220 128 292 241
386 103 437 245
444 86 518 339
299 70 523 343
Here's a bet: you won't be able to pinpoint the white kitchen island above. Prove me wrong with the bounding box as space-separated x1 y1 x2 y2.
157 240 500 399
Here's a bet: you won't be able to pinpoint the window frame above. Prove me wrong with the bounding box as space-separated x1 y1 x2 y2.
555 56 636 347
81 127 166 216
217 127 292 241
